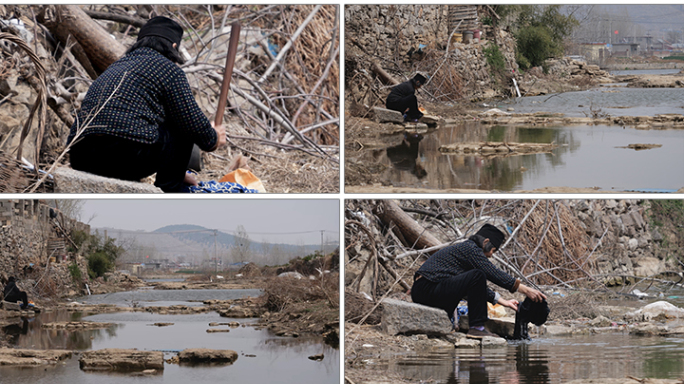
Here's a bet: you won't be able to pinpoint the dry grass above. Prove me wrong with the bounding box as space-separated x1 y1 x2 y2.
263 274 338 312
512 200 593 286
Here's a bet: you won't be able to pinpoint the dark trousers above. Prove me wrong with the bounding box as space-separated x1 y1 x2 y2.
69 127 193 193
386 94 421 119
4 291 28 307
411 269 489 327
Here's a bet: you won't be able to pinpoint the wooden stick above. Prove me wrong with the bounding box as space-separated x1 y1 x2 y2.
214 21 240 127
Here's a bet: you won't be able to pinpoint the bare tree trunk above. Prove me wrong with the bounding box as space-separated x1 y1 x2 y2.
375 200 441 251
38 5 126 76
371 61 399 86
36 6 99 79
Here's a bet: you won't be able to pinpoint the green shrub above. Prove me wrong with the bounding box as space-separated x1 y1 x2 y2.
515 51 531 70
88 252 112 279
484 43 506 73
68 262 82 283
516 25 558 68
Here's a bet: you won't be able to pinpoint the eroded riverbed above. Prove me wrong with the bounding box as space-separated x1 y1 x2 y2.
0 289 339 384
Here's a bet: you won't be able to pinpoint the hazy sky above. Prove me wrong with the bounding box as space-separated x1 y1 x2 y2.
78 199 339 245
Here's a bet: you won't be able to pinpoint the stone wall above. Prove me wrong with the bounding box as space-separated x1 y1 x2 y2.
345 5 519 101
0 199 89 283
563 199 675 285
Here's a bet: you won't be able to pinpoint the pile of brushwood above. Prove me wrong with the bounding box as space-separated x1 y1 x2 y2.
0 5 339 193
259 250 340 346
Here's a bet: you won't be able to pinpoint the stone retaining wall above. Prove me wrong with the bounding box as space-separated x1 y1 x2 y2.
345 5 519 100
0 200 89 282
563 200 674 285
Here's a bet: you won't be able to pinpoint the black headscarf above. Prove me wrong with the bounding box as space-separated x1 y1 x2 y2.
475 224 505 249
138 16 183 46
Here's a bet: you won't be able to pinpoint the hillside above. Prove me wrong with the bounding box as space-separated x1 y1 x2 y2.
97 224 338 266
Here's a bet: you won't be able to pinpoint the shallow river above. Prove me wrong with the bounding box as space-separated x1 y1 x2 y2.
501 86 684 118
361 333 684 384
378 123 684 191
0 289 339 384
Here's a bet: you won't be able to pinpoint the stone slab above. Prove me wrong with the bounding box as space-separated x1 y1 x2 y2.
178 348 238 364
79 348 164 371
419 114 440 125
373 107 404 124
1 301 21 311
53 167 162 194
0 348 72 366
381 298 451 336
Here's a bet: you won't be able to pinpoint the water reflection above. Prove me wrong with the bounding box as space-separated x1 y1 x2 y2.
371 334 684 383
376 122 684 191
4 310 122 350
385 132 427 179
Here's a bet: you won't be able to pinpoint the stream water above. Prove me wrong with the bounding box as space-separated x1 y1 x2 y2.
377 122 684 191
360 333 684 384
0 289 339 384
500 86 684 118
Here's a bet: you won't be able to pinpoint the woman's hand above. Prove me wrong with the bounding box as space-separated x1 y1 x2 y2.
498 298 519 311
211 122 226 150
518 284 547 303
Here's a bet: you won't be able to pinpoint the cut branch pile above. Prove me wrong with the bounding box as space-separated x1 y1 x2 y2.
345 199 607 315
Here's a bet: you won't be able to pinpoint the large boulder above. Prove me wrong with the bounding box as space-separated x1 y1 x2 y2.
53 167 162 193
79 349 164 371
178 348 238 364
381 298 451 336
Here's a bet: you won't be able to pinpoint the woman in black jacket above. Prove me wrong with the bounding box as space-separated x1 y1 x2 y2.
68 16 226 192
411 224 547 339
3 277 29 309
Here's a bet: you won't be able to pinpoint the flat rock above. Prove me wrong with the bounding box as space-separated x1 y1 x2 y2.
543 324 573 336
372 107 404 124
454 337 481 348
481 336 508 347
0 348 72 366
1 301 22 311
206 328 230 333
53 167 162 194
178 348 238 364
79 349 164 371
380 298 451 336
419 114 440 125
485 317 515 338
42 321 114 330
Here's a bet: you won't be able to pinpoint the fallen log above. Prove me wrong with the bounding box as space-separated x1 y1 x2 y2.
40 5 126 76
439 141 558 155
375 200 441 251
371 61 399 86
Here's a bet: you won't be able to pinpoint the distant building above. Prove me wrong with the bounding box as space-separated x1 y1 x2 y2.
611 43 639 57
578 43 608 63
623 36 654 51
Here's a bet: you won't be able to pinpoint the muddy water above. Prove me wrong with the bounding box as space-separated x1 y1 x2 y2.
362 333 684 383
0 290 338 384
379 123 684 191
500 86 684 117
